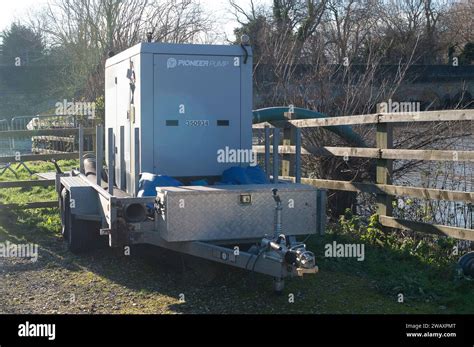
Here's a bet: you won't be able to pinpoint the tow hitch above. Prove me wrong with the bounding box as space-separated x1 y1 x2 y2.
256 189 319 292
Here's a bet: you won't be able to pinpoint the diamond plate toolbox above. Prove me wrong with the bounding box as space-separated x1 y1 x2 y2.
156 184 318 242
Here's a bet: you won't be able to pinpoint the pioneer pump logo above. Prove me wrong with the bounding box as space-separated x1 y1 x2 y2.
167 57 230 69
167 58 177 69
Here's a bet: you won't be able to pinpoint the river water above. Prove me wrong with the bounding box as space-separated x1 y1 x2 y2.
392 127 473 229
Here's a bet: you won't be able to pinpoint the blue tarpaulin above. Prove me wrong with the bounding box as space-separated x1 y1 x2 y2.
137 165 269 198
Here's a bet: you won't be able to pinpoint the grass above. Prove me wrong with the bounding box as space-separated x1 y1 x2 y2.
0 161 472 314
0 160 77 206
0 159 78 182
306 231 474 314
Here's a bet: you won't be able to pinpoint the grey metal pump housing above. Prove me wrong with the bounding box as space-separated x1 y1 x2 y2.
105 42 253 194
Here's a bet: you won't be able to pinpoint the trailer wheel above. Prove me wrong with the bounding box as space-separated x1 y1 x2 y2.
67 214 102 254
459 252 474 277
61 188 106 253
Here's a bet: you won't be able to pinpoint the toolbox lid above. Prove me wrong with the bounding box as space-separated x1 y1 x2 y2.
156 183 317 195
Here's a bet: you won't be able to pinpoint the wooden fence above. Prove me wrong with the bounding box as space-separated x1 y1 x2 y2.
0 125 97 210
253 109 474 241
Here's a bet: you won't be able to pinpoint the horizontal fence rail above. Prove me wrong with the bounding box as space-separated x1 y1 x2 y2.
252 109 474 128
254 146 474 162
0 180 57 211
0 201 57 210
280 177 474 204
0 179 55 188
0 152 93 164
0 127 96 138
379 216 474 241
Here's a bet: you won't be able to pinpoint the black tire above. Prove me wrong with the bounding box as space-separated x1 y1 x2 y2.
67 214 102 254
459 252 474 277
61 188 107 253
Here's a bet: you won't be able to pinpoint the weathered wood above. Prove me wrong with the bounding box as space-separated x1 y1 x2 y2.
377 122 393 217
0 128 96 138
272 128 279 183
379 109 474 123
381 148 474 162
253 122 274 129
253 115 378 127
0 152 92 164
33 149 70 155
306 146 380 158
253 145 311 155
283 114 379 127
295 127 302 183
256 145 474 162
252 110 474 128
315 147 474 162
31 136 74 142
379 216 474 241
32 135 75 154
285 177 474 203
282 122 297 177
0 180 55 188
0 201 58 210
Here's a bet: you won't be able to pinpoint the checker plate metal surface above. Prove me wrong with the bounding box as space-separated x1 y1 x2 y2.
156 184 317 242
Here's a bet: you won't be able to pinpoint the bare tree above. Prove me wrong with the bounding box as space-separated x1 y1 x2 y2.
27 0 216 101
439 0 474 61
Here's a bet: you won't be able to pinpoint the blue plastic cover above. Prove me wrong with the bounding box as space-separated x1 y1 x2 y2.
190 179 209 186
246 165 270 184
138 166 268 199
221 165 269 185
221 167 252 185
137 173 183 198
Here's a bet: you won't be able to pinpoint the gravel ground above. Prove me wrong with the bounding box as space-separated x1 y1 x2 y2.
0 208 457 314
1 163 471 314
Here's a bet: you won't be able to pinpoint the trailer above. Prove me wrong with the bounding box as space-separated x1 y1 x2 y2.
56 40 326 293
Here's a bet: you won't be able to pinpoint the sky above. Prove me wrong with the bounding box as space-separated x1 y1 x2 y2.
0 0 271 42
0 0 46 32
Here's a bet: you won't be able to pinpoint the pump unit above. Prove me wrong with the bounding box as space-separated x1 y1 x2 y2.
105 43 253 194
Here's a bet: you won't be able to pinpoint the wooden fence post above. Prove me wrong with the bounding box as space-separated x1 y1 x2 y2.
376 119 393 217
282 112 296 177
264 125 271 180
272 128 280 183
